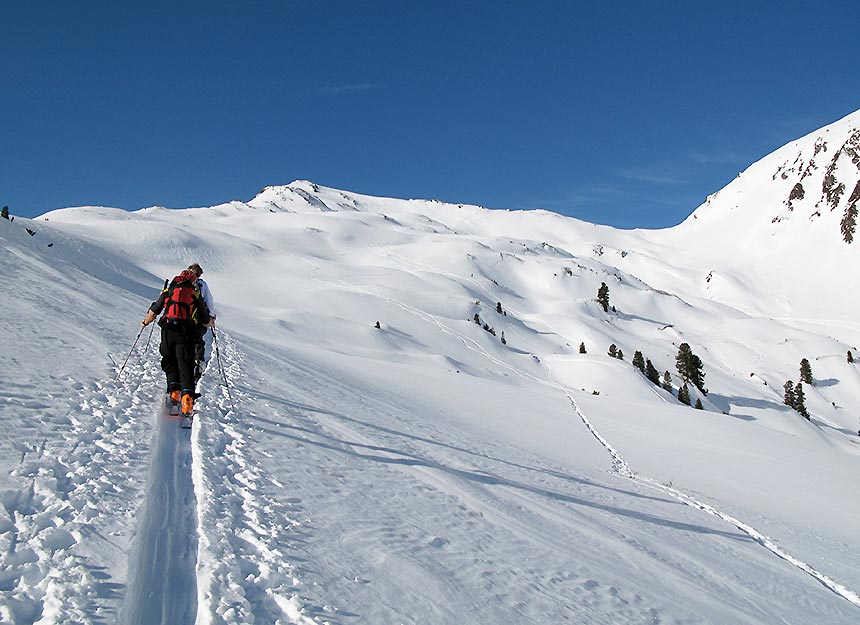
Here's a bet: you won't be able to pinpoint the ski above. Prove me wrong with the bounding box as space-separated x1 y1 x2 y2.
165 394 181 417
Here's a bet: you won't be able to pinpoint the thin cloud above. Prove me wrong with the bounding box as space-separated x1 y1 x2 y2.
310 83 384 95
617 166 686 187
533 185 628 209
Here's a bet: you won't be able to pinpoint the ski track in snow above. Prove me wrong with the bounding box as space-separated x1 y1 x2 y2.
122 401 198 625
348 246 860 612
0 325 319 625
565 394 860 610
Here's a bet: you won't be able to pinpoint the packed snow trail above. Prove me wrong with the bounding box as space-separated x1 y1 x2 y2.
564 394 860 609
119 329 319 625
122 406 198 625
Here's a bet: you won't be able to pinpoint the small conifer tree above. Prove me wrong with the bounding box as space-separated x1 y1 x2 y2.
849 350 855 364
694 398 703 410
678 383 691 406
496 301 503 314
579 342 587 354
690 354 707 395
597 282 610 313
616 349 624 360
794 382 810 419
676 343 707 394
632 351 645 373
783 380 796 408
645 359 661 385
799 358 814 385
662 371 673 392
473 313 481 325
608 343 617 358
1 205 8 220
676 343 693 383
500 331 506 345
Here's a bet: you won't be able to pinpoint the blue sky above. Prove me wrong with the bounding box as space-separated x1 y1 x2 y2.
2 1 858 228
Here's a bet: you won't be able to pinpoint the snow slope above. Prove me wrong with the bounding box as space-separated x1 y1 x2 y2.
1 109 859 624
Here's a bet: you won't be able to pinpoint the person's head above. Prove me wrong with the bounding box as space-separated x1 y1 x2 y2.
188 263 204 277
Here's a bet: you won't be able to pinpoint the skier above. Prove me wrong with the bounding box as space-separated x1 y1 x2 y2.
186 263 216 379
141 268 212 425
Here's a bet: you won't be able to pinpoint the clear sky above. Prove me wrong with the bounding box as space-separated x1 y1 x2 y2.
3 1 858 228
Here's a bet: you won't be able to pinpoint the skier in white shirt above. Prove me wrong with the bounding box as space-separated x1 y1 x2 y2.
187 263 216 379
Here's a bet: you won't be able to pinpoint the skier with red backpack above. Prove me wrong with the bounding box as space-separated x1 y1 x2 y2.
141 268 213 426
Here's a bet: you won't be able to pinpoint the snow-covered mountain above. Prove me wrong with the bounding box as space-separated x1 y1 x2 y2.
1 110 859 625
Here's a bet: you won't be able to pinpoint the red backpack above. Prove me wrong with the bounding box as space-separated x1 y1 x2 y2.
162 270 201 324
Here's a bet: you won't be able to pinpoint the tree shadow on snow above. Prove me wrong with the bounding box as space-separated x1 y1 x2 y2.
705 393 790 421
240 390 750 543
236 385 674 507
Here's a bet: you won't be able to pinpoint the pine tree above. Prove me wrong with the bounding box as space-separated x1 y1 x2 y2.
597 282 610 313
473 313 481 325
678 383 691 406
794 382 810 419
608 343 617 358
689 354 707 395
676 343 707 394
662 371 673 392
676 343 693 383
616 349 624 360
579 342 587 354
500 331 506 345
1 205 8 220
632 351 645 373
645 359 661 385
799 358 814 385
783 380 796 408
496 301 503 314
849 350 855 364
694 398 703 410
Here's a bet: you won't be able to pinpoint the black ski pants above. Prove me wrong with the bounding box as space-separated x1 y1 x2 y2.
159 324 198 395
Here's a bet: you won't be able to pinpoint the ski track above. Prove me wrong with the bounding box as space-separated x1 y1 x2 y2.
337 247 860 612
122 402 198 625
565 394 860 610
0 327 319 625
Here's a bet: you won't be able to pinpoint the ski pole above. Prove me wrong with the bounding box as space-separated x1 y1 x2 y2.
142 319 157 353
115 325 145 382
142 279 168 354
